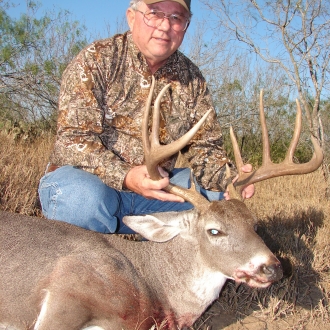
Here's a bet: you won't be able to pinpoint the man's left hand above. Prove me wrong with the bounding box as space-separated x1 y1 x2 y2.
224 164 255 200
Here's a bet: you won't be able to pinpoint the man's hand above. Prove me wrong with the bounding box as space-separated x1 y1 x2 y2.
224 164 255 200
123 165 185 203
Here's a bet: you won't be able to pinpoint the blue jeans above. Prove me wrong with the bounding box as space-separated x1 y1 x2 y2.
38 165 224 234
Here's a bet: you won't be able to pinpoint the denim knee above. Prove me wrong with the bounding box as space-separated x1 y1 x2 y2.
38 166 119 233
38 177 62 221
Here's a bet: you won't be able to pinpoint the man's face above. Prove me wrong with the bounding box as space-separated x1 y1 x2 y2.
127 1 189 73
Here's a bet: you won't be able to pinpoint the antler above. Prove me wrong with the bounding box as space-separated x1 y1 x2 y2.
230 90 324 194
142 76 212 209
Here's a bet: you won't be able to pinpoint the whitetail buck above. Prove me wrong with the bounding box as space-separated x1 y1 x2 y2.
0 77 323 330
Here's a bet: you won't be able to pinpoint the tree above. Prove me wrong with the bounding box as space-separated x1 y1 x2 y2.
0 1 87 127
184 21 304 164
201 0 330 196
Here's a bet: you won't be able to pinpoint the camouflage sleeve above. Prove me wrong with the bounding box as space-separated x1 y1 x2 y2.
49 46 131 191
182 85 237 192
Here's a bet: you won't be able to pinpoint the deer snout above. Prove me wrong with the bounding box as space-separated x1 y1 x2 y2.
260 261 283 282
233 255 283 288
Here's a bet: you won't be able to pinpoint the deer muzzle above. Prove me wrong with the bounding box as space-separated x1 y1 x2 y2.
233 256 283 288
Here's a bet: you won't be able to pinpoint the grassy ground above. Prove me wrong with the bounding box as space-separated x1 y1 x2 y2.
0 132 54 215
0 131 329 329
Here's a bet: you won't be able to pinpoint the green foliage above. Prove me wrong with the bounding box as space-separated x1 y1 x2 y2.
0 115 57 142
0 1 88 126
223 129 314 168
218 86 316 167
224 121 313 166
43 60 55 75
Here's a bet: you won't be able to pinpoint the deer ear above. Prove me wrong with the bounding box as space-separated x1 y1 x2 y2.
123 213 182 242
124 209 199 242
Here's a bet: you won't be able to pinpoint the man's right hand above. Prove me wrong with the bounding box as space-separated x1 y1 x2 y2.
123 165 185 203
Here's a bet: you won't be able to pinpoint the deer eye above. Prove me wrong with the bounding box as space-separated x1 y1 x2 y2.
208 229 225 237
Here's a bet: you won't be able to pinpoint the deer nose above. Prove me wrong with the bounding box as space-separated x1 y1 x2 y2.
260 262 283 282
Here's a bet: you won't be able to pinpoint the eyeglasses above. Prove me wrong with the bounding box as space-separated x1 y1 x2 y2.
135 9 190 32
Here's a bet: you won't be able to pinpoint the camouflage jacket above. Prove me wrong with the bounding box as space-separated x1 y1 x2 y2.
49 31 233 192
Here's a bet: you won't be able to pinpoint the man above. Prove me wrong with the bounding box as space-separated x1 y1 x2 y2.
39 0 254 234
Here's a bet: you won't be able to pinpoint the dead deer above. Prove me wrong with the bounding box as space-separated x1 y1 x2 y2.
0 77 323 330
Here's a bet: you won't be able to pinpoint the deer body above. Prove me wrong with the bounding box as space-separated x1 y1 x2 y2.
0 199 281 330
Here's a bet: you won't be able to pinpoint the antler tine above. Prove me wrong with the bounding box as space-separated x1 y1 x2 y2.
142 76 212 209
142 76 155 160
233 91 324 193
225 163 241 200
229 126 244 178
285 98 302 163
259 90 272 166
142 76 161 180
143 76 212 181
150 79 169 150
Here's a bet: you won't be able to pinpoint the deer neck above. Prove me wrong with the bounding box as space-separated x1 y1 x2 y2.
115 237 227 327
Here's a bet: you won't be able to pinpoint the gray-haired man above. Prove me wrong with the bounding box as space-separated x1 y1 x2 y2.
39 0 254 234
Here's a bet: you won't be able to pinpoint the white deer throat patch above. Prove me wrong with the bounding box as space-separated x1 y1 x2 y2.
191 270 227 303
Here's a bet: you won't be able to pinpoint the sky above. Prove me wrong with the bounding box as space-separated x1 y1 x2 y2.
7 0 210 41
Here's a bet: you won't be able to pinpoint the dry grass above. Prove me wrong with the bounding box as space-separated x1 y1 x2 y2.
0 132 329 330
0 131 54 215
